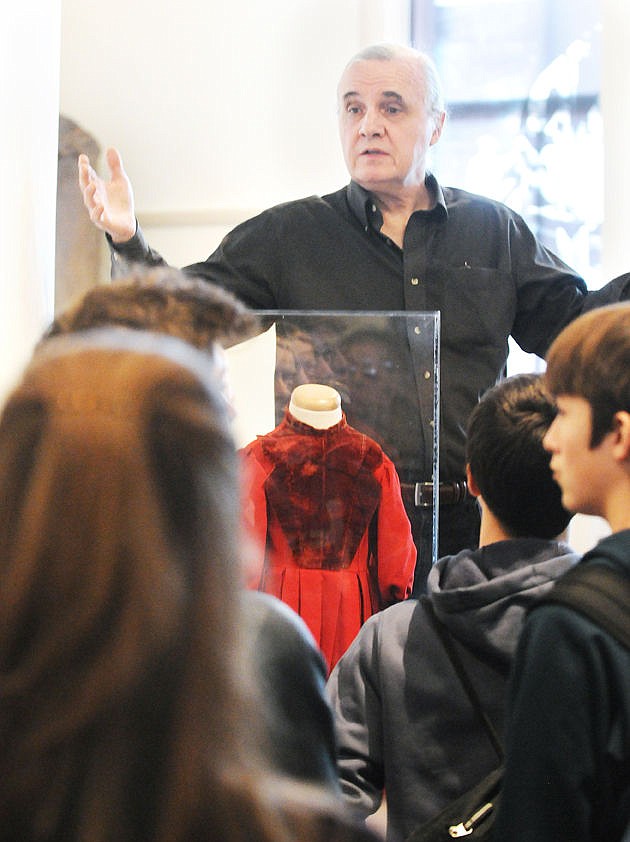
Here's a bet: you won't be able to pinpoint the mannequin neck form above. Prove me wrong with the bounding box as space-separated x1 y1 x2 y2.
289 383 342 430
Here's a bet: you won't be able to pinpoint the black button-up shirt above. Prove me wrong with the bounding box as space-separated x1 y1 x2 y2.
112 174 630 480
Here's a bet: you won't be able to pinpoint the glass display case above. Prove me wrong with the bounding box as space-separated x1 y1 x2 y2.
227 310 441 565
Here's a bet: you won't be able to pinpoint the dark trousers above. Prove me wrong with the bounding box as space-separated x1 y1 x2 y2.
407 497 481 596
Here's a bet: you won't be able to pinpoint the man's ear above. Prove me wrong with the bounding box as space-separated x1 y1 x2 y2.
429 111 446 146
611 411 630 462
466 463 481 498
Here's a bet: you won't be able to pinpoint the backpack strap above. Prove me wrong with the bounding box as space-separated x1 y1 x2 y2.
421 597 503 762
536 563 630 650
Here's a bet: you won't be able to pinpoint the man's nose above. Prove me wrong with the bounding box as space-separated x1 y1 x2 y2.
359 108 384 137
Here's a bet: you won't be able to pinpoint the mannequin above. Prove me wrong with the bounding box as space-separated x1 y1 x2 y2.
240 384 416 674
288 383 342 429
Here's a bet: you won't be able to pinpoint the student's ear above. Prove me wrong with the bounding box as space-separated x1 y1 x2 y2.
611 411 630 462
466 463 481 498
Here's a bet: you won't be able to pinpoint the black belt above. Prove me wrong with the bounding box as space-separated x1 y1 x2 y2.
400 481 470 509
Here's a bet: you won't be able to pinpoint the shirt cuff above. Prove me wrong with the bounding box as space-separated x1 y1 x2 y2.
106 220 149 262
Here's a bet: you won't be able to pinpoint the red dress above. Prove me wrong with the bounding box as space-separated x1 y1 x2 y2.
239 411 416 673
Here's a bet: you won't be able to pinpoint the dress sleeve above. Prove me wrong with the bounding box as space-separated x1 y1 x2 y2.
239 443 269 589
374 455 416 606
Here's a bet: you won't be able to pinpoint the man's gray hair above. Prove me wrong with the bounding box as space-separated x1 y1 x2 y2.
343 43 445 122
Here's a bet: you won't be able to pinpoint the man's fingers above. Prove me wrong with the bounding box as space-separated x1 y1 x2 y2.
106 146 125 180
82 180 97 204
77 153 94 190
89 206 105 225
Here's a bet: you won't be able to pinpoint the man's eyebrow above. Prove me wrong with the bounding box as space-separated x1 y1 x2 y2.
341 90 405 102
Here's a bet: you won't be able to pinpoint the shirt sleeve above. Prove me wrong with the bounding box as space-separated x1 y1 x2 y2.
108 213 281 308
327 613 386 820
508 211 630 357
184 210 281 308
107 225 169 277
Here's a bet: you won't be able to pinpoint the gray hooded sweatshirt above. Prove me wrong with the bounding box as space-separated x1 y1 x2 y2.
327 538 578 842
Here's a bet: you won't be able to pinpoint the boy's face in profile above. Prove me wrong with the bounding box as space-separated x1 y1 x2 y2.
543 394 613 518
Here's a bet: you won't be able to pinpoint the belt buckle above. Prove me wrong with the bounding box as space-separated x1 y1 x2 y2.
413 482 434 508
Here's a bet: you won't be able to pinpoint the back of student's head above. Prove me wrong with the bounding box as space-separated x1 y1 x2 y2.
466 373 571 539
44 265 258 350
0 327 258 841
545 302 630 446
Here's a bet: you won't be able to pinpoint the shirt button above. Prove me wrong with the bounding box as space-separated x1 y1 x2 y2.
371 203 377 213
411 277 419 286
423 370 431 379
414 326 422 335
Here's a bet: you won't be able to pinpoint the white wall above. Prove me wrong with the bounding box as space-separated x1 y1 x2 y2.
0 2 60 401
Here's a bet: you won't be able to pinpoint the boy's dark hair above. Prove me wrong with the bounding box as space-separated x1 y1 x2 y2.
545 302 630 446
466 373 571 539
43 265 259 350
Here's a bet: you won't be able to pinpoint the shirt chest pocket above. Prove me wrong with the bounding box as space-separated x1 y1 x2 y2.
428 266 517 349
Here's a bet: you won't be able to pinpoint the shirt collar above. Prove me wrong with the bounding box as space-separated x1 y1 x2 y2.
346 173 448 233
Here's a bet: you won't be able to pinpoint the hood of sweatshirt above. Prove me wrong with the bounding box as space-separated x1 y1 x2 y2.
427 538 579 670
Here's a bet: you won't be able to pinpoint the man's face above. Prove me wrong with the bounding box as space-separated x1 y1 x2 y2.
543 394 611 516
337 57 443 196
274 340 302 416
343 337 397 405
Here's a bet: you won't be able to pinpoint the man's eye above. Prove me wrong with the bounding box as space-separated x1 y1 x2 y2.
346 105 362 115
385 105 401 114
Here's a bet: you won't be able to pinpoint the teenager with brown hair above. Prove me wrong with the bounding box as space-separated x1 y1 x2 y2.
494 303 630 842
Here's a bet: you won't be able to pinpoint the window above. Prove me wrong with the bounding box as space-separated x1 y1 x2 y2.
411 0 602 371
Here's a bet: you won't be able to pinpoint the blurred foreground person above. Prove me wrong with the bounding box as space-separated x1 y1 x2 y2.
42 267 341 790
0 328 380 842
44 265 259 351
